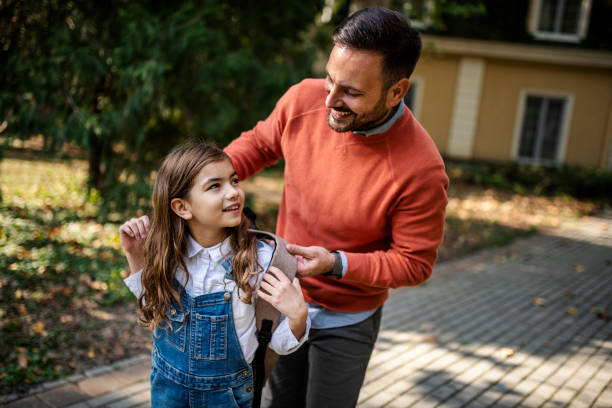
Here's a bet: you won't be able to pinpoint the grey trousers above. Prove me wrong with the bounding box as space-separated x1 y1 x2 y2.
261 307 382 408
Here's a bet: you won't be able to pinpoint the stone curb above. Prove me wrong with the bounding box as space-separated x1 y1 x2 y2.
1 354 150 406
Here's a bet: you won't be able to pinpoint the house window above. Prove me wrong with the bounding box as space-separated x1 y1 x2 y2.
404 77 423 119
516 94 570 164
529 0 592 42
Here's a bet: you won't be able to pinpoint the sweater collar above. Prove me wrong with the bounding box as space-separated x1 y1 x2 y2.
353 99 405 137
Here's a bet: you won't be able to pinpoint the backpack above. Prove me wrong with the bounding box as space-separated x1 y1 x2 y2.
249 229 298 408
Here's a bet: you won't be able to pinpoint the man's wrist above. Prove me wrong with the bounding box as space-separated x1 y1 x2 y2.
323 251 343 279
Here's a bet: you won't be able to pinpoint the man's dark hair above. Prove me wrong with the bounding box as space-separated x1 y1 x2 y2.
332 7 422 87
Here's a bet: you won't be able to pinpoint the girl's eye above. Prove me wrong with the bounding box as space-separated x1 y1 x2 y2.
231 178 240 185
208 183 220 191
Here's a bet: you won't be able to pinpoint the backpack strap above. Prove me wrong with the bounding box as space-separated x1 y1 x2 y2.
248 229 297 408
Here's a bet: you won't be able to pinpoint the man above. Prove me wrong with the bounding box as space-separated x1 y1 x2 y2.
225 7 448 407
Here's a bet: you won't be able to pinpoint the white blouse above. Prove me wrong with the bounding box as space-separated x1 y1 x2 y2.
123 235 309 363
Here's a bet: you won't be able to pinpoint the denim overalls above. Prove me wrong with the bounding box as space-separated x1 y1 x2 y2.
150 263 254 407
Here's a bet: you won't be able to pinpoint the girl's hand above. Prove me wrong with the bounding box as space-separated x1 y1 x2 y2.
257 266 308 339
119 216 150 275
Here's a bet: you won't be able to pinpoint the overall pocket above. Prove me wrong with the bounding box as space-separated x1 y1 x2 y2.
194 313 228 360
156 306 188 352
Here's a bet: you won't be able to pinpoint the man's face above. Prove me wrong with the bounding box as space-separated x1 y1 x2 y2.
324 45 394 133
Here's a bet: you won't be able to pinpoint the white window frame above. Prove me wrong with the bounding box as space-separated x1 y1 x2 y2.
405 76 424 120
527 0 593 43
511 89 574 165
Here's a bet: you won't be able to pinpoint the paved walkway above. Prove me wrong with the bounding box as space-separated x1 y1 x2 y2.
4 214 612 408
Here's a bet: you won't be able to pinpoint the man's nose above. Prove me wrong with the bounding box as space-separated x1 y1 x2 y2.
325 86 341 108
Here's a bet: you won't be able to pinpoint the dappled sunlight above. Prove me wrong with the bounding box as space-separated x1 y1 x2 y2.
358 220 611 407
445 184 597 231
1 154 606 399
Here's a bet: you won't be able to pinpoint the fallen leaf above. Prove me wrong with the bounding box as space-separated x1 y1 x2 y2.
88 349 96 359
47 226 60 238
9 263 19 271
425 336 438 343
573 264 585 272
422 324 435 332
494 256 507 264
500 347 515 357
18 303 27 315
99 251 113 260
602 223 608 231
590 307 610 321
14 289 23 299
532 297 547 306
565 307 578 315
565 291 575 298
113 343 125 356
90 281 108 291
32 321 46 334
79 274 92 286
16 347 27 368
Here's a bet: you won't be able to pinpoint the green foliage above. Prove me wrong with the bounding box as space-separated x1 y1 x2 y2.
446 159 612 203
0 158 132 389
1 0 323 219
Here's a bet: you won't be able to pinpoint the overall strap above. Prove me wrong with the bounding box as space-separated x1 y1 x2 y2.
248 229 297 408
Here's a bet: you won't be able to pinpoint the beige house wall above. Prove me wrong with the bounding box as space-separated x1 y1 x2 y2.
474 60 612 168
412 55 459 153
415 35 612 169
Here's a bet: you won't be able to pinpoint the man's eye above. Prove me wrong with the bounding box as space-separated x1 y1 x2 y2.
324 76 332 92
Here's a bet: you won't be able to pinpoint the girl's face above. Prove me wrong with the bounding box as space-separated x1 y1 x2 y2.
176 159 245 246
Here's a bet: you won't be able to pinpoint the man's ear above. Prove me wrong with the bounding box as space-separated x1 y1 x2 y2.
170 198 192 220
386 78 411 107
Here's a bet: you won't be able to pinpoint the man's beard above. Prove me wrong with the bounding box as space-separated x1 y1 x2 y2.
326 95 391 133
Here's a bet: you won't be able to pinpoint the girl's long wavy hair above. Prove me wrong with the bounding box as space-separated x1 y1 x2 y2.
139 142 260 331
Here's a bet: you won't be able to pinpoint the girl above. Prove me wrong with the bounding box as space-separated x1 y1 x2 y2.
119 142 309 408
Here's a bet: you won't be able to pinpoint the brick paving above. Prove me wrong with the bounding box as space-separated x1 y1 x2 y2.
4 214 611 408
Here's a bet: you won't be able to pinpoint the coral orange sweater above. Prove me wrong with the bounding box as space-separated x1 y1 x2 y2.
225 79 448 313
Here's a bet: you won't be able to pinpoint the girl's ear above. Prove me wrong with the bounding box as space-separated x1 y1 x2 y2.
170 198 192 220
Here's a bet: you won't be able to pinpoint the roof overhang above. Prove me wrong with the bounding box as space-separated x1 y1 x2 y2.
421 34 612 69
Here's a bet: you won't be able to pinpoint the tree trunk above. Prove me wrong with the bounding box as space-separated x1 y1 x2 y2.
88 135 105 193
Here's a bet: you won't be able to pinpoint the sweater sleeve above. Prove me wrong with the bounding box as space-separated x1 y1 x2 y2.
342 169 448 289
224 85 297 180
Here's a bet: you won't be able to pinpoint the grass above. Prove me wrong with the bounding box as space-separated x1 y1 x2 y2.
0 156 145 393
0 153 600 395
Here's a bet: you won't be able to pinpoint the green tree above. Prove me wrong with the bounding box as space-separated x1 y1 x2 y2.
1 0 323 217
